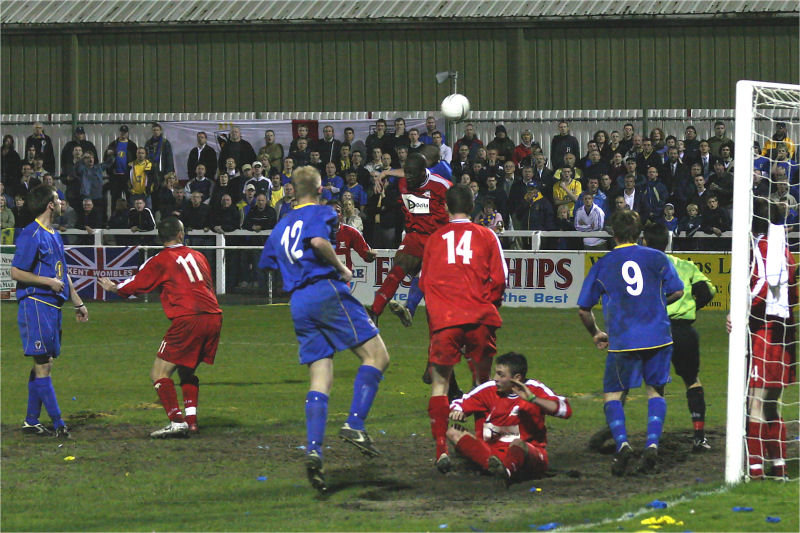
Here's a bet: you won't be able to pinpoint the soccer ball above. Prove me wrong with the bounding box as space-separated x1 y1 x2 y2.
440 93 470 121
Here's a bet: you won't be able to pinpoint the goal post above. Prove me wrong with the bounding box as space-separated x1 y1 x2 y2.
726 80 800 484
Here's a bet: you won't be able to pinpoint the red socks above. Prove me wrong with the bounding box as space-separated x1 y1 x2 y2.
746 420 765 477
766 419 786 475
428 395 450 458
502 444 527 476
154 378 184 423
181 382 199 426
372 266 405 315
455 433 492 470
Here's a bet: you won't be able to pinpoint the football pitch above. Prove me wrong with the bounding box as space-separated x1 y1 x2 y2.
1 303 797 532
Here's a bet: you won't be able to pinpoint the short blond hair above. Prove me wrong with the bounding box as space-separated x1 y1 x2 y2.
292 166 322 199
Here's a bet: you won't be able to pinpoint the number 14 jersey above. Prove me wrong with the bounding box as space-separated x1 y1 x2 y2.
117 244 222 319
419 219 508 333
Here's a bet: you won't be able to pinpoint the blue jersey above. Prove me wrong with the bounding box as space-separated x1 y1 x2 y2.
430 161 452 181
577 243 682 352
259 203 340 293
12 219 70 305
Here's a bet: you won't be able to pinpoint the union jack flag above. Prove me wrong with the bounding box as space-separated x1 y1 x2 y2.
65 246 141 301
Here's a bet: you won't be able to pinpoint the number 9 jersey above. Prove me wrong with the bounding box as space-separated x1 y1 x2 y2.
259 203 340 293
116 244 222 319
577 243 683 352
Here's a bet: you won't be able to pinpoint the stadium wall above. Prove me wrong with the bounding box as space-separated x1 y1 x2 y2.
1 20 797 115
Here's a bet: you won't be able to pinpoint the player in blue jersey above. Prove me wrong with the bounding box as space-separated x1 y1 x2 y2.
11 185 89 438
577 209 683 475
258 166 390 494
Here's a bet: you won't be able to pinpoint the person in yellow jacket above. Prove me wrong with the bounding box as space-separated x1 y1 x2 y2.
129 147 156 208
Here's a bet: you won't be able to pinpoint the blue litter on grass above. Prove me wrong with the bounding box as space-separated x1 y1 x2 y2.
647 500 668 509
766 517 781 523
256 476 267 481
296 445 306 450
537 523 562 531
732 506 754 512
71 397 77 401
438 524 448 529
529 486 538 492
379 430 386 435
469 527 484 532
257 445 270 450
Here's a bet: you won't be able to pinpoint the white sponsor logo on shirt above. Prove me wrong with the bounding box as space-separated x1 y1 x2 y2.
402 194 430 214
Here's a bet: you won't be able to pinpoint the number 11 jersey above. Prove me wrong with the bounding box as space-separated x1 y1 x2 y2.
577 243 682 352
117 244 222 319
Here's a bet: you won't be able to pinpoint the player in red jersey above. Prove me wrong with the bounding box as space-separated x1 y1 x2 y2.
448 352 572 484
329 200 377 271
419 183 508 472
99 217 223 438
368 152 451 321
745 198 797 478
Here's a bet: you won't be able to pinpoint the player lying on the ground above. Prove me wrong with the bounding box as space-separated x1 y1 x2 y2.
100 217 223 439
419 183 507 473
446 352 572 484
258 165 391 494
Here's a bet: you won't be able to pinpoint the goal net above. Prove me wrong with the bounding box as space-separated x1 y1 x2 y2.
726 81 800 483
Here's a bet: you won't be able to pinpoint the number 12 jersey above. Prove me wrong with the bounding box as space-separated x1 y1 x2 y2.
117 244 222 319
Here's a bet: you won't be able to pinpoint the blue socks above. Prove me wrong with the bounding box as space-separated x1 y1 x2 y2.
34 376 64 429
406 277 424 318
345 365 384 431
604 400 628 451
26 370 42 425
646 396 667 448
305 391 329 455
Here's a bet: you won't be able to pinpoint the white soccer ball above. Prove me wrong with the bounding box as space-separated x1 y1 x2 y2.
440 93 470 121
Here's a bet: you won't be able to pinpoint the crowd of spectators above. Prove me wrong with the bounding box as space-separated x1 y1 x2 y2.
2 117 798 258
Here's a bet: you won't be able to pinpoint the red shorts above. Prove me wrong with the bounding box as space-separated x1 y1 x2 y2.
159 313 223 368
429 324 497 366
396 231 429 259
749 323 796 388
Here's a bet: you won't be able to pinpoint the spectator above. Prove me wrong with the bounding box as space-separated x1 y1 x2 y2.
13 194 32 228
237 184 257 217
62 146 85 211
583 149 609 182
0 194 14 229
650 127 667 155
187 131 218 181
769 174 798 225
480 175 509 222
41 174 64 202
555 204 580 249
662 146 689 198
474 198 503 234
607 151 627 184
552 167 582 216
482 148 503 184
517 183 555 232
683 125 701 162
656 203 679 233
259 129 285 173
342 169 367 208
21 145 37 174
753 142 771 178
396 146 409 169
217 125 257 174
486 124 515 163
550 121 579 171
181 191 211 231
308 149 325 175
687 172 710 213
574 192 606 250
453 123 483 160
128 197 156 233
675 203 703 250
209 172 239 211
24 121 55 174
578 140 598 172
241 193 276 290
387 117 410 165
342 198 364 233
349 151 372 191
419 116 444 145
128 147 156 208
315 124 342 165
691 140 716 181
718 143 734 172
365 147 384 174
289 123 311 154
499 160 517 197
185 163 214 203
642 166 670 221
707 160 733 211
771 143 799 184
77 152 107 210
321 162 344 202
275 182 294 220
156 173 179 221
762 121 796 160
618 174 650 221
269 174 284 207
636 138 663 176
407 128 424 155
364 175 402 248
624 133 643 160
343 126 367 159
707 121 733 158
584 176 608 217
60 126 97 175
31 155 48 183
468 180 483 219
555 153 582 183
531 153 556 200
451 144 471 183
365 119 390 159
244 161 272 198
107 199 130 229
594 130 613 161
701 195 731 243
211 194 241 233
618 157 644 189
2 134 21 186
76 198 102 234
106 125 138 206
16 163 41 197
508 164 536 221
144 123 174 182
432 131 451 164
172 188 189 219
281 156 295 185
617 123 636 155
607 130 623 158
599 173 618 201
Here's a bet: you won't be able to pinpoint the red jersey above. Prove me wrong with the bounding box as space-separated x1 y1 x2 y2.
398 170 451 236
117 244 221 320
750 232 797 325
451 379 572 449
334 223 371 270
419 219 507 333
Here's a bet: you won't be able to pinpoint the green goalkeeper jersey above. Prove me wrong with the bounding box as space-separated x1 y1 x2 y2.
666 254 716 321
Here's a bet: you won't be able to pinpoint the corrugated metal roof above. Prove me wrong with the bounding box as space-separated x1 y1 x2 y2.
2 0 797 25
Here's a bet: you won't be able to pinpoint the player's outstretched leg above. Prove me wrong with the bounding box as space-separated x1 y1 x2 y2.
371 252 419 317
388 276 423 327
178 367 200 434
387 301 413 327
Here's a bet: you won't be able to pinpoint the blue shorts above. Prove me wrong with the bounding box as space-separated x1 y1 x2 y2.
290 278 379 365
603 345 672 392
18 297 63 358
